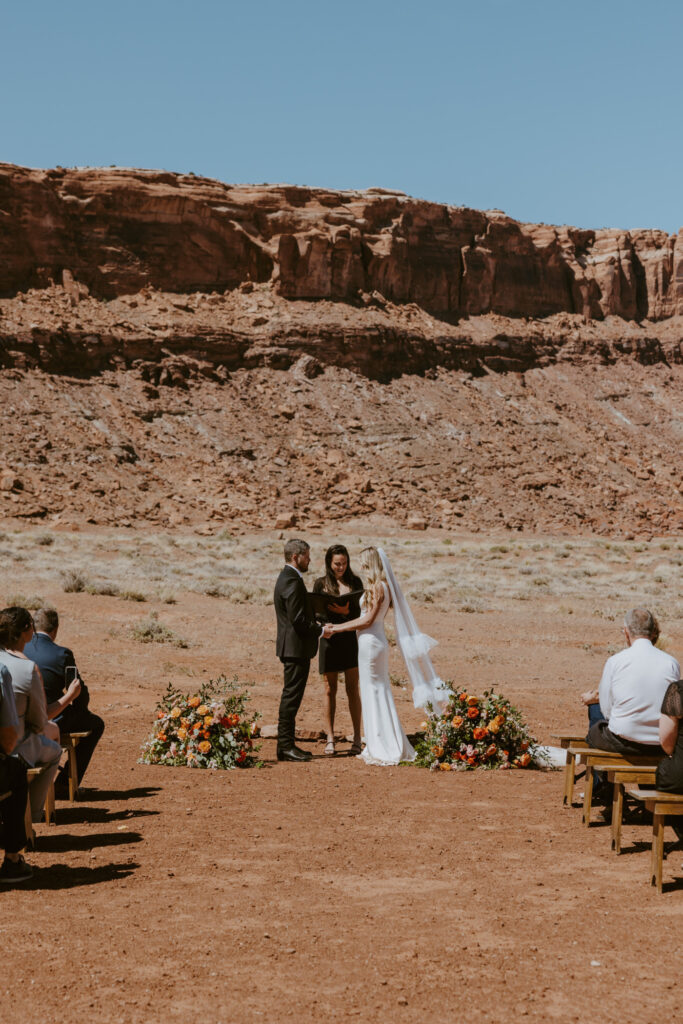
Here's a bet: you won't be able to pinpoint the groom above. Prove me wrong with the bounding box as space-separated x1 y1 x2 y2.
274 538 321 762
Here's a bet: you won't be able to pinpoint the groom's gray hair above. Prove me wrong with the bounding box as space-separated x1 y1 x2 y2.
284 538 310 562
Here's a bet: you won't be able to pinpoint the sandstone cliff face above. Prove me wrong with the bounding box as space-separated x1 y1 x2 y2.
1 163 682 321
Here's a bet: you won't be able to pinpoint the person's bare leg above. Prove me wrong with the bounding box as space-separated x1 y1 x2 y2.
344 668 362 749
323 673 338 750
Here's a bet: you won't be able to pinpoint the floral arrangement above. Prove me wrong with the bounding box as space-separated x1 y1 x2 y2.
415 689 542 771
139 675 260 770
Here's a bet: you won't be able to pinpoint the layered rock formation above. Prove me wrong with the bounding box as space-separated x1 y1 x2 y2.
0 163 681 537
1 163 682 321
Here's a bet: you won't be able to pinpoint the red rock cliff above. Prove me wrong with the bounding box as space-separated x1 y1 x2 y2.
1 163 682 321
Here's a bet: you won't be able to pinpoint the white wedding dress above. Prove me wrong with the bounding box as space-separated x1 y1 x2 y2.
357 583 416 766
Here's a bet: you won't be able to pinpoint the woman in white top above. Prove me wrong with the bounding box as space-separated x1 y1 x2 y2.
0 607 77 822
324 547 449 766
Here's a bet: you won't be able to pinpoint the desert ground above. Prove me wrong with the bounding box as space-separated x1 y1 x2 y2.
2 523 682 1023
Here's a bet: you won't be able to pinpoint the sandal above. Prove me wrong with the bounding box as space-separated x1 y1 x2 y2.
349 740 362 756
324 739 336 756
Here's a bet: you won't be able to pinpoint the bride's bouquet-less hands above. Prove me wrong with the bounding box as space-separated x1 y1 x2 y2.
415 689 544 771
139 675 261 769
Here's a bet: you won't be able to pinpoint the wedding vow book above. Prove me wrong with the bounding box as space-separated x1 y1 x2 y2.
308 589 365 615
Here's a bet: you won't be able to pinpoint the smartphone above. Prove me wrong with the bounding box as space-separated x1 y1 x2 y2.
65 666 79 686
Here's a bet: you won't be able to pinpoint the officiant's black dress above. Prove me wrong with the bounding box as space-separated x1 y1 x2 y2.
313 575 363 674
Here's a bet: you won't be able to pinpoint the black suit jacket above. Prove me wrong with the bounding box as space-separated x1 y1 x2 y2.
274 566 320 661
24 633 90 712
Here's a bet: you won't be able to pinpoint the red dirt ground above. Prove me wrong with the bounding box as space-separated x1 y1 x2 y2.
2 547 683 1024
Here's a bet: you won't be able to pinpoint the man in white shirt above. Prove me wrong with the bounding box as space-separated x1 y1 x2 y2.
588 607 681 756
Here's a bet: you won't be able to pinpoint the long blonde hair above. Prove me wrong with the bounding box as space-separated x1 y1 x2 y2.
359 546 390 607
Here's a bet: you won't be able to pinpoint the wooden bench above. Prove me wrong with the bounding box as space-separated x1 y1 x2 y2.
605 765 658 853
567 746 662 826
551 732 587 805
24 765 55 850
60 731 91 803
627 789 683 893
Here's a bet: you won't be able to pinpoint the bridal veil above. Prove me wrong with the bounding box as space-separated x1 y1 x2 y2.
377 547 451 712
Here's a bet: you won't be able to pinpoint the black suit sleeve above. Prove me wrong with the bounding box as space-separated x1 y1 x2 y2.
64 647 90 712
282 575 320 644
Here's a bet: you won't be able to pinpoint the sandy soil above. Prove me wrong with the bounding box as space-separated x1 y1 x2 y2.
2 526 682 1023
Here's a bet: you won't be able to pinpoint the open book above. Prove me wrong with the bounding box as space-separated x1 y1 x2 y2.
308 589 365 616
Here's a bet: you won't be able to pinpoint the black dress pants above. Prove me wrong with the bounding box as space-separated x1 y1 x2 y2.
278 658 310 751
54 706 105 788
588 720 664 758
0 756 28 855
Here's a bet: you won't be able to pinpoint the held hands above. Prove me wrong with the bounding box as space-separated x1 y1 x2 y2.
580 688 599 706
322 623 335 639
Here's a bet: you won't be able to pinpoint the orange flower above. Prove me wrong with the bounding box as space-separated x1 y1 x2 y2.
488 715 505 734
156 732 167 742
228 713 240 727
451 715 464 728
204 715 214 728
157 711 165 720
202 730 210 739
485 744 497 758
466 755 477 765
473 726 488 740
188 696 201 708
519 752 532 767
467 707 479 719
198 740 211 754
466 696 479 706
197 705 209 716
177 727 187 741
181 718 190 728
439 762 452 771
170 707 182 719
458 692 468 702
432 745 445 758
520 740 529 751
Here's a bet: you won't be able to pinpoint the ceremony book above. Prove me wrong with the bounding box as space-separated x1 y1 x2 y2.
308 588 365 616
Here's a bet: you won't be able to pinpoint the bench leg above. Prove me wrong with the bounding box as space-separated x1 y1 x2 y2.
563 752 576 806
611 783 624 853
68 743 79 803
652 814 665 893
44 781 55 826
24 793 35 851
583 765 594 825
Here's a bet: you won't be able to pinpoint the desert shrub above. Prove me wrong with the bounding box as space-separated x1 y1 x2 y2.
85 581 120 597
3 594 51 611
61 570 90 593
129 611 188 648
119 589 147 603
35 534 54 546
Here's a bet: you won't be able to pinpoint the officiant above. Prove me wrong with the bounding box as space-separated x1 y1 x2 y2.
313 545 363 757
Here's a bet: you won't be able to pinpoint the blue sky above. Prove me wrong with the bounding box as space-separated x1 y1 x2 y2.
2 0 681 231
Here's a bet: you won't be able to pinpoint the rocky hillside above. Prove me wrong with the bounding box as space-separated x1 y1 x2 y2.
0 164 681 537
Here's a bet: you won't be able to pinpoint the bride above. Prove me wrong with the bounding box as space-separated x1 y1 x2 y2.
323 546 450 765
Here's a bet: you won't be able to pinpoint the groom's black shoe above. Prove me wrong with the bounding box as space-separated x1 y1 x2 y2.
277 746 313 762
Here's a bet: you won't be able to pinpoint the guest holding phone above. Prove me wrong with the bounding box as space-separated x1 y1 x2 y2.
25 608 105 796
313 545 363 756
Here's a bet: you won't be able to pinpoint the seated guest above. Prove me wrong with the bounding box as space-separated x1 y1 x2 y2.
0 662 32 883
588 607 680 756
25 608 105 796
657 678 683 844
0 608 62 823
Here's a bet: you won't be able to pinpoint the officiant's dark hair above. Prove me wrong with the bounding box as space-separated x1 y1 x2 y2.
322 544 361 594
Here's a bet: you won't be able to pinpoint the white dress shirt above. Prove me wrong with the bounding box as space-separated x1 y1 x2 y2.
598 638 681 744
